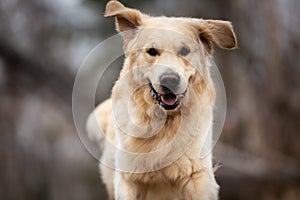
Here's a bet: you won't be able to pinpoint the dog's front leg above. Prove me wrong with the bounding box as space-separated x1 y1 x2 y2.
182 170 219 200
114 172 139 200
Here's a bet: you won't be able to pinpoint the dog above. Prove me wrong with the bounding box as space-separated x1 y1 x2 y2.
87 1 237 199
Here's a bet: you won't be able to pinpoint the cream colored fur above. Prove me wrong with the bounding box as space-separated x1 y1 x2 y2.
87 1 237 199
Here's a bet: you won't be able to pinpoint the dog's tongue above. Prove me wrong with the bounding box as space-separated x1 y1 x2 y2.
161 93 178 106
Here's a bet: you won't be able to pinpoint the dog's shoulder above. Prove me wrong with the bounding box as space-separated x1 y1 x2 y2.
86 98 112 142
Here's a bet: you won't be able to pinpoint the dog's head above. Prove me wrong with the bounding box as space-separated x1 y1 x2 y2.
105 1 237 111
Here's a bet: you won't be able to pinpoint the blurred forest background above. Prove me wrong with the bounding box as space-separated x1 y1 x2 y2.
1 0 300 200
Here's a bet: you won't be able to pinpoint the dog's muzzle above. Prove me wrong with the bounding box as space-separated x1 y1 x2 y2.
150 83 187 110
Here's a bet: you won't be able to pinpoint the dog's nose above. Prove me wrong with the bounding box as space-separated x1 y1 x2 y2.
159 72 180 93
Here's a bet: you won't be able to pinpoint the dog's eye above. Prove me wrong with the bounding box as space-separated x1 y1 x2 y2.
178 47 190 56
147 48 159 56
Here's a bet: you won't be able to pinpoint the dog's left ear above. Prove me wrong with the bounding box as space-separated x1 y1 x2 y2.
190 19 237 54
104 1 147 45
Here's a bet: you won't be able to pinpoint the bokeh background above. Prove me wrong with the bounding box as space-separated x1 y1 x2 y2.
1 0 300 199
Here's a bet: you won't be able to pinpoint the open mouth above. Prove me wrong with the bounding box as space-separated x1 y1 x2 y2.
150 83 187 110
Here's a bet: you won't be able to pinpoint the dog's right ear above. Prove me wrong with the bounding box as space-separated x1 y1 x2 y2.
104 1 146 43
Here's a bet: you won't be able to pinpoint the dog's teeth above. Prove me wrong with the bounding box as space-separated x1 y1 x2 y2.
150 90 155 98
151 88 161 99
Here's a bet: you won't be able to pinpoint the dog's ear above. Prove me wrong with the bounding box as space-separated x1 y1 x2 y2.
104 1 146 43
190 19 237 54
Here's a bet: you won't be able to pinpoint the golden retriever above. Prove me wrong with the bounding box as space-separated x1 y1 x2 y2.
87 1 237 199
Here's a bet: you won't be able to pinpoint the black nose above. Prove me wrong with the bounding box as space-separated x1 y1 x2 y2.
159 72 180 93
